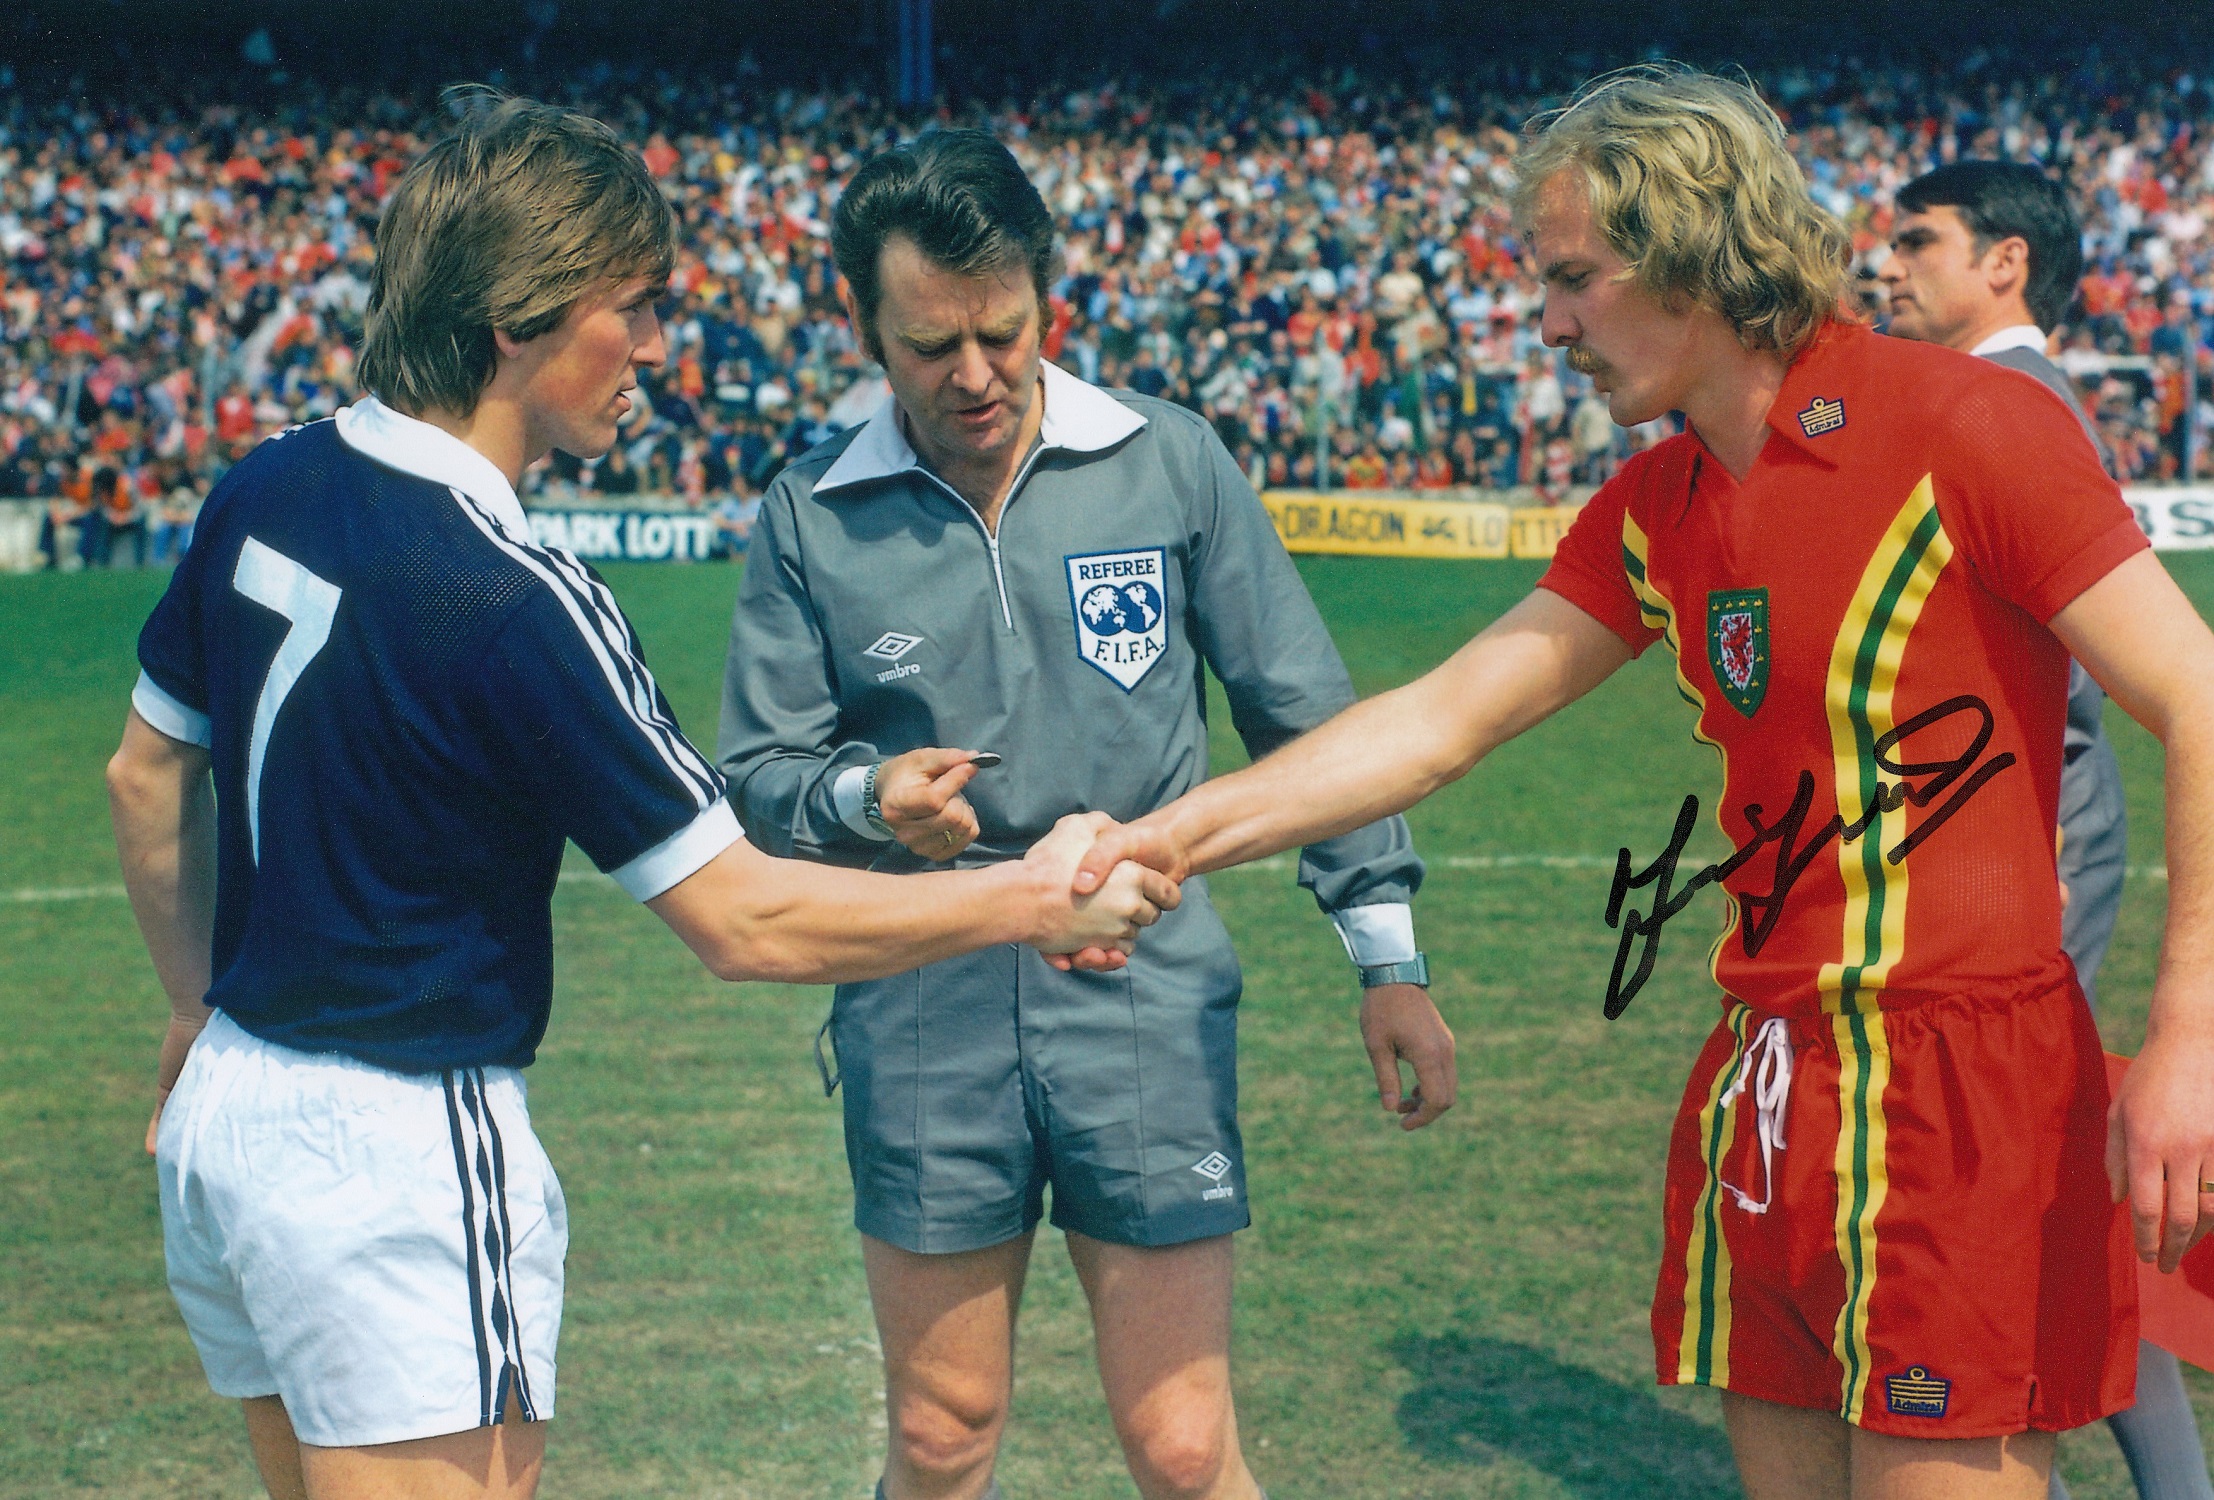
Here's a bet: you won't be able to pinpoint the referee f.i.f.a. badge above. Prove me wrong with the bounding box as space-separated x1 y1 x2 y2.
1707 588 1770 718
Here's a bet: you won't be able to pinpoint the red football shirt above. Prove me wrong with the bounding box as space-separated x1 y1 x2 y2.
1541 321 2147 1019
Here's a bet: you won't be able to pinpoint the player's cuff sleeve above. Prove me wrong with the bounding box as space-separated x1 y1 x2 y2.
132 670 212 748
611 799 744 901
1536 573 1652 655
1331 902 1417 968
2019 515 2153 624
832 763 893 841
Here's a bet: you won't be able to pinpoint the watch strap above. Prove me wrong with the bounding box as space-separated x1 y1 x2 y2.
861 761 894 838
1357 952 1430 988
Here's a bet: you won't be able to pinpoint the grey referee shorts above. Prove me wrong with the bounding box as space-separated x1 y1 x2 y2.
827 877 1250 1255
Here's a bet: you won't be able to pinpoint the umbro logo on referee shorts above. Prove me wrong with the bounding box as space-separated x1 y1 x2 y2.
1192 1151 1236 1200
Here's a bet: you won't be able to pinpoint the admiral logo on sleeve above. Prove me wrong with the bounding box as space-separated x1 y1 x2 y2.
1066 548 1168 691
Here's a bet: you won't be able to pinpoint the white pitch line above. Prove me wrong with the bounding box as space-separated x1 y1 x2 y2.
3 883 128 903
3 859 2176 906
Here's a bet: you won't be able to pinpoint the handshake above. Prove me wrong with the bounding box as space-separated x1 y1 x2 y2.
872 747 1189 972
1013 811 1180 972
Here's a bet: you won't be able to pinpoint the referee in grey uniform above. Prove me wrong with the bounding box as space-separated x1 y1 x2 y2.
1884 158 2214 1500
719 130 1456 1500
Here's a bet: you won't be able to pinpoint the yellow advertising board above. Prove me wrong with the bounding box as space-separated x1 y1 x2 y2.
1509 504 1584 560
1261 490 1511 559
1260 491 1583 560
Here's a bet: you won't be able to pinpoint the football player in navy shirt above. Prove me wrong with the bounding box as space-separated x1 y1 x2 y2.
105 89 1175 1500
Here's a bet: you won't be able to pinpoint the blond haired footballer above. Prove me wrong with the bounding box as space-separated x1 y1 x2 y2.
1069 66 2214 1500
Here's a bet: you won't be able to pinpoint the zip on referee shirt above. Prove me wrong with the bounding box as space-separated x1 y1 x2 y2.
906 434 1053 633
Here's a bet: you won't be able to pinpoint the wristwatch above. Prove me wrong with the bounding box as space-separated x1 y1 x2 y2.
1357 952 1430 988
861 761 894 839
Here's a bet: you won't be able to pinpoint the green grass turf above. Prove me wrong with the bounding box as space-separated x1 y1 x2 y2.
3 553 2211 1498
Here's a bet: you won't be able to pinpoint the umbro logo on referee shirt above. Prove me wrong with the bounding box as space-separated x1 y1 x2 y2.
865 631 924 683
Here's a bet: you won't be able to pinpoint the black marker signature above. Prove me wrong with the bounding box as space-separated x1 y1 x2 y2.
1602 695 2018 1019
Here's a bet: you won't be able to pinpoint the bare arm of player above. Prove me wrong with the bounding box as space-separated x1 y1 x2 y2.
648 812 1181 985
107 709 218 1156
2053 551 2214 1274
1071 589 1635 890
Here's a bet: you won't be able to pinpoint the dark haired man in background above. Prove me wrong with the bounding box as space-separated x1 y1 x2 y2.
1884 158 2214 1500
720 129 1456 1500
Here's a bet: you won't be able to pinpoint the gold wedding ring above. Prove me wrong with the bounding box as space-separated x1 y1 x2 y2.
942 829 957 848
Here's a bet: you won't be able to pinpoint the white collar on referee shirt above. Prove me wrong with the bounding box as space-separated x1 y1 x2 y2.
815 359 1149 495
1969 324 2050 358
335 397 529 536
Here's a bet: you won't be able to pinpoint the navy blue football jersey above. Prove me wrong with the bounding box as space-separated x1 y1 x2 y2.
134 399 741 1071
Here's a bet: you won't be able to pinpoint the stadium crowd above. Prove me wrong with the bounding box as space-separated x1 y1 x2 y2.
6 51 2214 563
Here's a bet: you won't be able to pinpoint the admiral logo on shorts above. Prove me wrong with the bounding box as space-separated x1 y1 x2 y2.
1066 548 1169 691
865 630 924 683
1883 1365 1951 1418
1797 396 1847 438
1191 1151 1236 1201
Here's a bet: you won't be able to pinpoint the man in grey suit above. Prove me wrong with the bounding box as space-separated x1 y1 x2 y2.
1883 157 2213 1500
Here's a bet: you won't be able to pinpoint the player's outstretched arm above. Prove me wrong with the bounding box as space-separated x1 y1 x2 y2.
107 709 218 1155
648 813 1180 985
2054 552 2214 1272
1074 589 1632 891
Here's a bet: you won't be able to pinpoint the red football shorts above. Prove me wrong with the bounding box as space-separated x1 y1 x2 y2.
1653 981 2135 1437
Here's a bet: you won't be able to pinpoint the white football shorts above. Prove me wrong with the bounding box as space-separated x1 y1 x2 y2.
156 1010 565 1448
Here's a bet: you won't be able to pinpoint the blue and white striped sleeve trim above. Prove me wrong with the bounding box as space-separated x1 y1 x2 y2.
132 669 213 748
448 488 722 809
612 799 745 901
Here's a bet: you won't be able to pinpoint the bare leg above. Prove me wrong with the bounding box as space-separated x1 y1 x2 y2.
865 1230 1035 1500
1851 1425 2052 1500
242 1397 308 1500
1065 1231 1260 1500
1723 1389 2055 1500
1723 1391 1850 1500
250 1389 547 1500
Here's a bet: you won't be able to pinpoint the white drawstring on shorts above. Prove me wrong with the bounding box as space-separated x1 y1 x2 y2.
1718 1015 1793 1215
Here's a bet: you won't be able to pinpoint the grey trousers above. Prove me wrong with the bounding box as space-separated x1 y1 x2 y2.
2053 730 2212 1500
2058 731 2127 1004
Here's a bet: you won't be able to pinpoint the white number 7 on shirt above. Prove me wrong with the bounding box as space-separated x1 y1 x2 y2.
233 537 342 865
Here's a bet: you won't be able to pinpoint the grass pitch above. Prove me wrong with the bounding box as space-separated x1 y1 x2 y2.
3 553 2209 1498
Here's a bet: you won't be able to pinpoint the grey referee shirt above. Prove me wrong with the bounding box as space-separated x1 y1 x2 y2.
718 358 1423 968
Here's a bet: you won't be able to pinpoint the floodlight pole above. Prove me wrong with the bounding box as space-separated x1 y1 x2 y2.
2187 348 2203 480
895 0 934 110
